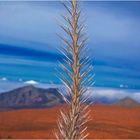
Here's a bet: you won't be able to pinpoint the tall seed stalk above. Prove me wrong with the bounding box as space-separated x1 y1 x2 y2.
56 0 94 139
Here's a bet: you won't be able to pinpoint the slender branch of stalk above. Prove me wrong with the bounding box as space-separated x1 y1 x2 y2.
68 0 81 138
56 0 93 139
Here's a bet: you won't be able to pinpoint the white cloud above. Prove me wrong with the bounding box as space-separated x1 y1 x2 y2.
86 87 140 103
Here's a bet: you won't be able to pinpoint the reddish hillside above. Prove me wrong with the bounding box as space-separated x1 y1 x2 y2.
0 105 140 139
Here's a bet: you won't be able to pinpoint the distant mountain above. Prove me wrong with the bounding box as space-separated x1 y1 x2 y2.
0 85 63 110
114 97 140 107
0 86 139 111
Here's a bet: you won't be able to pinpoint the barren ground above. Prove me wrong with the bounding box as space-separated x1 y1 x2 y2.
0 105 140 139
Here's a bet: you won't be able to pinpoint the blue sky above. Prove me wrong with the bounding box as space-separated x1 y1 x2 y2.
0 1 140 90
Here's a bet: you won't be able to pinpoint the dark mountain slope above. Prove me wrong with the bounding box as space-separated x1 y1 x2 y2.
0 85 63 109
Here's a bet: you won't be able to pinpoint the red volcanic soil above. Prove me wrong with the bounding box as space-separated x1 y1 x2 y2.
0 105 140 139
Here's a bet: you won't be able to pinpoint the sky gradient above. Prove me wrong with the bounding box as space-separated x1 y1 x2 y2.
0 1 140 90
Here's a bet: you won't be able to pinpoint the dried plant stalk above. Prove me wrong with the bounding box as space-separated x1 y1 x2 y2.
56 0 94 139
